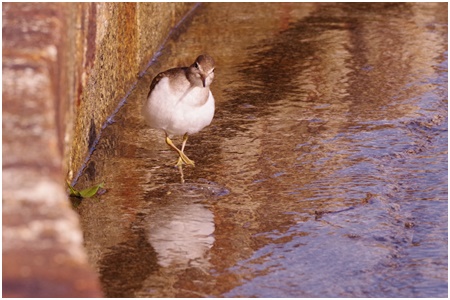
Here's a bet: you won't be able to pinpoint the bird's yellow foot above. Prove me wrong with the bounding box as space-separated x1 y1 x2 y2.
175 156 184 168
175 152 195 167
165 135 195 167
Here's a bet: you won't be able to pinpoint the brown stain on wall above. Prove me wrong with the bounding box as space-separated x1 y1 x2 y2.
85 3 97 71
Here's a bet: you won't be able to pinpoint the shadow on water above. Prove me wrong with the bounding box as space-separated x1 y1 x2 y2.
73 3 447 297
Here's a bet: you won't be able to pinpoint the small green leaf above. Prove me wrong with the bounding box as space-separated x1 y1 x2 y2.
67 180 104 198
79 182 104 198
67 180 81 197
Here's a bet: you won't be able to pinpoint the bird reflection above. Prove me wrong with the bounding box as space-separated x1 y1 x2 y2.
147 202 215 269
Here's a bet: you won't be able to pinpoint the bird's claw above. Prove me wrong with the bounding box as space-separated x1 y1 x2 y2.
175 153 195 168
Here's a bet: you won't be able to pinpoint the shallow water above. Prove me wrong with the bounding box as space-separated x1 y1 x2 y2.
74 3 448 297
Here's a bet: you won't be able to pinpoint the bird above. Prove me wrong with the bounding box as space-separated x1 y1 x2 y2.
142 54 215 168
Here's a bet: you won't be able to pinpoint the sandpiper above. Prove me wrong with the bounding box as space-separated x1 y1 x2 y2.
143 54 215 167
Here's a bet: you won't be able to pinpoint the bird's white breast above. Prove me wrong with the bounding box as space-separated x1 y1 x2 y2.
143 77 215 136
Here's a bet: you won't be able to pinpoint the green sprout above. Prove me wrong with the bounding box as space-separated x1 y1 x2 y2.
67 180 104 198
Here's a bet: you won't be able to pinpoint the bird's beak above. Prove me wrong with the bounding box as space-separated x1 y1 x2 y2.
201 75 206 88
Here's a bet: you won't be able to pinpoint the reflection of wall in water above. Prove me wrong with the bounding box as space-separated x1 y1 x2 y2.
147 202 215 269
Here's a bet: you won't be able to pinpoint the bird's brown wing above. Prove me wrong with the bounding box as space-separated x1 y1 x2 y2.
147 72 166 98
147 67 188 99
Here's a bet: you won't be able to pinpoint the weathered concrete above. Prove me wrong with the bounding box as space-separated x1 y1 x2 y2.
2 2 196 297
2 3 101 297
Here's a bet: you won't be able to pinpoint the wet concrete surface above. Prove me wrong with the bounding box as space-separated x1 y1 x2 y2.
73 3 447 297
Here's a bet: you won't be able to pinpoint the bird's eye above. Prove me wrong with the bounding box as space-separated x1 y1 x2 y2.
194 62 199 69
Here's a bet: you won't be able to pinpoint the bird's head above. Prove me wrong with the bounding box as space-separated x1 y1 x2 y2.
189 54 215 88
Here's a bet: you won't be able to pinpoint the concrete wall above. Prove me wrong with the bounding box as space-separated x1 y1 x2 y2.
2 2 196 297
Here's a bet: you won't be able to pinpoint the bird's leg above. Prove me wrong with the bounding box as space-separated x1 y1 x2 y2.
180 133 188 152
165 134 195 167
178 164 185 183
175 136 185 167
175 133 195 167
